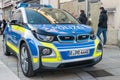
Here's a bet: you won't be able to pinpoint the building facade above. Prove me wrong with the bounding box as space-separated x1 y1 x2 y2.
1 0 40 20
40 0 59 8
2 0 12 20
101 0 120 45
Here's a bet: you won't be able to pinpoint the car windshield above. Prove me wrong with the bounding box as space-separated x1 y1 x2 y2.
26 8 79 24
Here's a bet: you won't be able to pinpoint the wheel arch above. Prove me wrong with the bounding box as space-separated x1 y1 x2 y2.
19 39 40 71
19 40 26 49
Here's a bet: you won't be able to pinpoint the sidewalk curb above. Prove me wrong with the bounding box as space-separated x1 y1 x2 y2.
0 60 20 80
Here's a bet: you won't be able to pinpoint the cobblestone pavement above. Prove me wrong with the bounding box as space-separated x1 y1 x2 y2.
0 35 120 80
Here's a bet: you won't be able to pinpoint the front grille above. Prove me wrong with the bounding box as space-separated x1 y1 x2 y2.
57 34 89 43
78 35 89 40
58 36 75 42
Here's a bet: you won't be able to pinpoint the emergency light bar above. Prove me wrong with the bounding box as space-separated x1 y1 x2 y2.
16 2 53 9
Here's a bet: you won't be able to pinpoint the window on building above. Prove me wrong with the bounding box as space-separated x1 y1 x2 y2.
107 12 115 29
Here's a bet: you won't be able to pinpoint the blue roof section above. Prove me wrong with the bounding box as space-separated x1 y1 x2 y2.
17 2 28 8
44 5 53 8
17 2 53 9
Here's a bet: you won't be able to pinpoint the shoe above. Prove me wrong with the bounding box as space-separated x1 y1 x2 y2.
103 45 107 48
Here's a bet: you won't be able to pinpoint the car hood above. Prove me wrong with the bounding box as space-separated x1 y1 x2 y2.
30 24 92 35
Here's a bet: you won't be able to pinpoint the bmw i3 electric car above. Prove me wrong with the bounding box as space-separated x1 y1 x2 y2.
3 3 103 77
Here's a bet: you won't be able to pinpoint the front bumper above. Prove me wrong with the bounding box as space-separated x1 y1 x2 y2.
41 55 102 69
33 38 103 71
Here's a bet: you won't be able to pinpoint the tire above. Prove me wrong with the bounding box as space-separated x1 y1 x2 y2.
3 39 11 56
20 43 35 77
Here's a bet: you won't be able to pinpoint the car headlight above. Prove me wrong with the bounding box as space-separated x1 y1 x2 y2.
33 32 54 42
96 42 103 53
90 30 96 40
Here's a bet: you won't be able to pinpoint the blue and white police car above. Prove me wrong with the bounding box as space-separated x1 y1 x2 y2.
3 3 103 77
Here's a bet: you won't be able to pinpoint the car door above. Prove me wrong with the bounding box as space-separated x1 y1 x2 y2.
9 10 24 53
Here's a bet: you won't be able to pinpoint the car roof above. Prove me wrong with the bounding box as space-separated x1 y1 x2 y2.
14 2 53 14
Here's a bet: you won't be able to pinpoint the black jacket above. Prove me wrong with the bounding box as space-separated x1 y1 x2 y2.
98 10 108 29
79 13 87 24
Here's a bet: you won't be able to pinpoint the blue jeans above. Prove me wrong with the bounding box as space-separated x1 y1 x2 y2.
97 27 107 45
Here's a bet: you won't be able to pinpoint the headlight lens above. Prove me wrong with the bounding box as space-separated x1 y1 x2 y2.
34 32 54 42
96 42 103 52
42 48 52 55
90 30 96 40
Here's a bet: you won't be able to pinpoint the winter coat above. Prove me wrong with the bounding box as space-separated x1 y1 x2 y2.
98 10 108 29
79 13 87 25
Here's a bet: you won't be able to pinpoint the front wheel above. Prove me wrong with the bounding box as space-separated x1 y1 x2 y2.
20 43 35 77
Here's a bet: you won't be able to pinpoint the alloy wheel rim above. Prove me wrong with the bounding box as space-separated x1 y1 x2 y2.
21 47 29 73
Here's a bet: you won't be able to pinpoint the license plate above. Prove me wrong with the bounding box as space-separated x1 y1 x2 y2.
70 49 89 56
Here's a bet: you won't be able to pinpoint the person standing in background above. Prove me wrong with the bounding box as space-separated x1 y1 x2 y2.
97 7 108 47
0 20 2 27
0 20 2 29
1 19 7 35
78 10 87 25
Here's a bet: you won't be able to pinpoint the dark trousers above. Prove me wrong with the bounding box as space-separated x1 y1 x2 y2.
97 27 107 45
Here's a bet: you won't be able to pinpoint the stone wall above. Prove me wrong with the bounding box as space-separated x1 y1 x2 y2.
107 30 118 45
60 0 78 18
118 30 120 47
89 2 101 32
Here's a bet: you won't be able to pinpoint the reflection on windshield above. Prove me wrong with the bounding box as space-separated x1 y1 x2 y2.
38 10 57 23
27 8 79 24
39 9 79 24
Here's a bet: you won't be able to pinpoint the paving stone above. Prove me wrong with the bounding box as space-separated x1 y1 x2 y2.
0 61 20 80
40 71 81 80
82 66 102 71
87 70 113 78
63 68 83 73
105 68 120 76
96 76 120 80
76 72 94 80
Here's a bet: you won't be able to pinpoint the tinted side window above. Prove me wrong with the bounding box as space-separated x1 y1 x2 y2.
26 9 50 24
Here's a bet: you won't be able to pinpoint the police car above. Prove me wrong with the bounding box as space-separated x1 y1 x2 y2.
3 3 103 77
